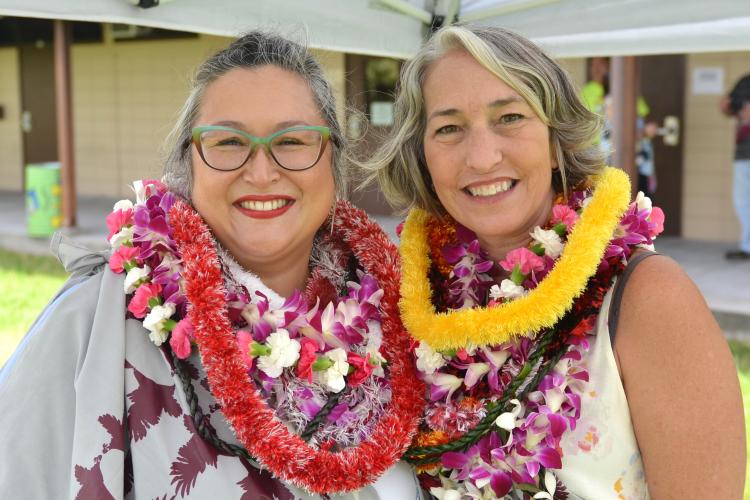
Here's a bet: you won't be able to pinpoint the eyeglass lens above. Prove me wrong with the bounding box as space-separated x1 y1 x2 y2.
198 128 324 171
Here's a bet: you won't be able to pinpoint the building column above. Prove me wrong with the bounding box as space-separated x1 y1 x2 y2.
611 56 638 197
54 19 76 227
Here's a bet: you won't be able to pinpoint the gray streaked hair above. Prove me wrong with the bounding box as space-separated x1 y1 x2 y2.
163 31 347 200
361 24 605 216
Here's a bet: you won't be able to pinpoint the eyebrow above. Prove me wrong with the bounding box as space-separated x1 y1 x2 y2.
209 120 314 131
427 96 525 122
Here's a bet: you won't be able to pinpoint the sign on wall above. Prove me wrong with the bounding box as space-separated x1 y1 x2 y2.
691 67 724 95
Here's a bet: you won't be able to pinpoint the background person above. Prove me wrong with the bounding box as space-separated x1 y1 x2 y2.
721 73 750 260
636 119 659 198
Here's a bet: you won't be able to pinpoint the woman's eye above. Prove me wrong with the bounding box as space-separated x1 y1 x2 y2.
435 125 460 135
211 137 246 147
499 113 524 125
276 138 303 146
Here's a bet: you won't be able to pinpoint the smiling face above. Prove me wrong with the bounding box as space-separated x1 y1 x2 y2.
422 49 556 259
191 66 335 280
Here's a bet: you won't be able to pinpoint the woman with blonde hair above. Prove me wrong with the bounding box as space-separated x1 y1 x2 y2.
365 25 745 499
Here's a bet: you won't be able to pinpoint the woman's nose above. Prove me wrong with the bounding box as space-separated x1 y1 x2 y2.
242 146 281 185
464 127 503 172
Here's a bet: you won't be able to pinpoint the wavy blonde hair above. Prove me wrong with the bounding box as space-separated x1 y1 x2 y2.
361 25 605 216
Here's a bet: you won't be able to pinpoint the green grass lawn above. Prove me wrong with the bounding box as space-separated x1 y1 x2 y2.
730 340 750 498
0 247 747 495
0 248 68 363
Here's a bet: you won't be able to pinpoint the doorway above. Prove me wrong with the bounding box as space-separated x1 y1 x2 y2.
639 55 685 236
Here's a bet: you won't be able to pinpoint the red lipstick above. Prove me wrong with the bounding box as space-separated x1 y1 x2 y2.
234 194 295 219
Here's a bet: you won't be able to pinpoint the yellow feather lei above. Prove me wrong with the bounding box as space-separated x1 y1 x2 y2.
398 167 631 350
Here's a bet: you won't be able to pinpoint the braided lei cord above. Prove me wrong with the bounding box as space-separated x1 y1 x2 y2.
105 180 424 495
398 168 666 499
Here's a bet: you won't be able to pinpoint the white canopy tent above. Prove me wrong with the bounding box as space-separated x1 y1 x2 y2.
1 0 748 225
0 0 748 58
461 0 750 57
0 0 426 58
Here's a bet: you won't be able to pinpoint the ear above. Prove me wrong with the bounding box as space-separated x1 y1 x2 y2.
548 139 559 171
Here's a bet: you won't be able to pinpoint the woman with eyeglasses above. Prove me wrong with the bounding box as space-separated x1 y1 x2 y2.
0 31 424 499
363 25 745 499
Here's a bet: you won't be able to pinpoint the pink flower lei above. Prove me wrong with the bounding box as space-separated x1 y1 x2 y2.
106 180 424 494
407 186 664 499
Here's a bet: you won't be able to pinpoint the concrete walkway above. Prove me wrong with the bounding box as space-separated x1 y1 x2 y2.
1 190 748 337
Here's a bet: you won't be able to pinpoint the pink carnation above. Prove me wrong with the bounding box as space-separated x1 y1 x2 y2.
236 330 255 369
296 338 319 383
127 283 162 318
169 318 194 359
106 208 133 240
551 204 579 228
499 247 545 275
109 246 139 274
347 352 374 387
648 207 665 238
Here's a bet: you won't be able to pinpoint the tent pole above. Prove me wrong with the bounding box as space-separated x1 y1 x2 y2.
611 56 637 197
379 0 431 24
54 19 76 228
460 0 558 23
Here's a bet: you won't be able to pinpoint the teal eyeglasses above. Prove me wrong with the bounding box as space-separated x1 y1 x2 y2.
191 125 331 172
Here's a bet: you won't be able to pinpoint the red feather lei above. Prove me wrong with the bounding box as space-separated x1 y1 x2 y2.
170 199 425 495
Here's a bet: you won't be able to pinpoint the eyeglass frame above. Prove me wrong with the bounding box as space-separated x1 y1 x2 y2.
191 125 331 172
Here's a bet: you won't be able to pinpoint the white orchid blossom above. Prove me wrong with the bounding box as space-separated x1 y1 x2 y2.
143 302 176 346
463 362 490 388
132 180 148 203
256 329 301 379
481 346 510 369
495 398 525 447
429 487 462 500
533 470 557 499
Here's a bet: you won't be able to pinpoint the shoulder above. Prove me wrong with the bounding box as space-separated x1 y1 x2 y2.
1 267 124 382
613 253 717 362
611 253 746 498
613 252 725 389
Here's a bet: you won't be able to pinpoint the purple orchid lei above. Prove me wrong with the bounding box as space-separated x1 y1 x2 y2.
107 180 391 447
414 188 664 499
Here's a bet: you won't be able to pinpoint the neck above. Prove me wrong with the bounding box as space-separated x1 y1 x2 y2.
236 246 313 298
478 190 555 263
479 233 534 264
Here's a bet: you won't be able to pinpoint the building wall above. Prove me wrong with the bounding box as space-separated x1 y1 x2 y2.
312 49 346 125
682 51 750 242
0 47 23 191
558 54 747 243
72 34 231 197
0 33 347 198
557 57 586 89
